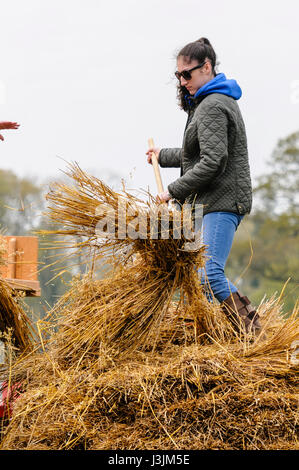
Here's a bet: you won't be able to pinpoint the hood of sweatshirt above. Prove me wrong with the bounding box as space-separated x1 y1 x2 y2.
185 73 242 107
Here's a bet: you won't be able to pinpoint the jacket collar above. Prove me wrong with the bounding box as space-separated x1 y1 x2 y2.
184 73 242 109
185 93 208 110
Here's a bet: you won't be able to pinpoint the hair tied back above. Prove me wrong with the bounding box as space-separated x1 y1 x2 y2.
197 37 211 46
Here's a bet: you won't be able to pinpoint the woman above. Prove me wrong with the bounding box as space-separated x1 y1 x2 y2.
146 37 260 334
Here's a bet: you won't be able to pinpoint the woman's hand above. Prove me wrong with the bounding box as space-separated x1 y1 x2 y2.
0 121 20 141
146 147 161 165
156 190 171 204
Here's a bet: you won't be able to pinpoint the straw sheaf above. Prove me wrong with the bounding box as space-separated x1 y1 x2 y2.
0 278 36 353
39 163 217 352
42 163 204 267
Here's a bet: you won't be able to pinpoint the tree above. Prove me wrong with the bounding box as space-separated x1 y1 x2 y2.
0 169 43 235
226 130 299 314
253 130 299 215
0 170 72 319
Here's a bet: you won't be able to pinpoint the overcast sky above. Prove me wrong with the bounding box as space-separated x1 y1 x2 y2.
0 0 298 198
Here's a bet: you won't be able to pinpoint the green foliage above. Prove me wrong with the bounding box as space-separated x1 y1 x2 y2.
253 130 299 214
227 131 299 314
0 170 73 320
0 169 43 235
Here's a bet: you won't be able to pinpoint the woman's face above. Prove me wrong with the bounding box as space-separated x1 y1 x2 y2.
176 56 214 95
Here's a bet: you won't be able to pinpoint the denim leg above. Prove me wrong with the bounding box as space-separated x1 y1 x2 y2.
198 212 244 303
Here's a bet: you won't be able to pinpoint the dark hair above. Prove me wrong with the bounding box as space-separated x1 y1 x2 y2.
176 37 218 111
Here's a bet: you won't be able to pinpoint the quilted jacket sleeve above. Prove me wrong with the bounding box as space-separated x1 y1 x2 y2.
168 103 229 200
159 148 182 168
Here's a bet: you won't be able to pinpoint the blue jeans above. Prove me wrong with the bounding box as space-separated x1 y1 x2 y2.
197 211 244 303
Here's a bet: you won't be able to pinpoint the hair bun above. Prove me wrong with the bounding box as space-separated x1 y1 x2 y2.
197 37 211 46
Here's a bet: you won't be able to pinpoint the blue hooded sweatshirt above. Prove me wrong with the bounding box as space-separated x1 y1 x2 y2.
185 73 242 107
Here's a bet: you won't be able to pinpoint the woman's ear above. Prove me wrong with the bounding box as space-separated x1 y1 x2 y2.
203 60 212 74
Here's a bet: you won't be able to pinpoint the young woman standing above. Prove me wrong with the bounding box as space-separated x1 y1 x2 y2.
146 37 260 334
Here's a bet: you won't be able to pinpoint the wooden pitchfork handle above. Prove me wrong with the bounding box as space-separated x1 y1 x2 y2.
148 138 164 194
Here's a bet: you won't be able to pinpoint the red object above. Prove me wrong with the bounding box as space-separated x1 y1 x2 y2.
0 381 22 419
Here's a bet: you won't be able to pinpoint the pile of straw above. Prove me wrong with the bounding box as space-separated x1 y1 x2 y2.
0 279 35 353
0 165 298 450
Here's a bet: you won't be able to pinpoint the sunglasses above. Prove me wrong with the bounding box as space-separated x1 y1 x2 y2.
175 61 206 81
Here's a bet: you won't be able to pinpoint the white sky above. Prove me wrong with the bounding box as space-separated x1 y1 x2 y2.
0 0 298 197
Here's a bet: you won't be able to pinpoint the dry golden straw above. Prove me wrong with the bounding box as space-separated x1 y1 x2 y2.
0 164 298 450
0 278 35 353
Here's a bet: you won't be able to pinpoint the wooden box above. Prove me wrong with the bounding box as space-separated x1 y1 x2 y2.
0 236 41 296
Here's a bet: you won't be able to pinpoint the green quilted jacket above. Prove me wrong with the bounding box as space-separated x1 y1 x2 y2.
159 93 252 216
